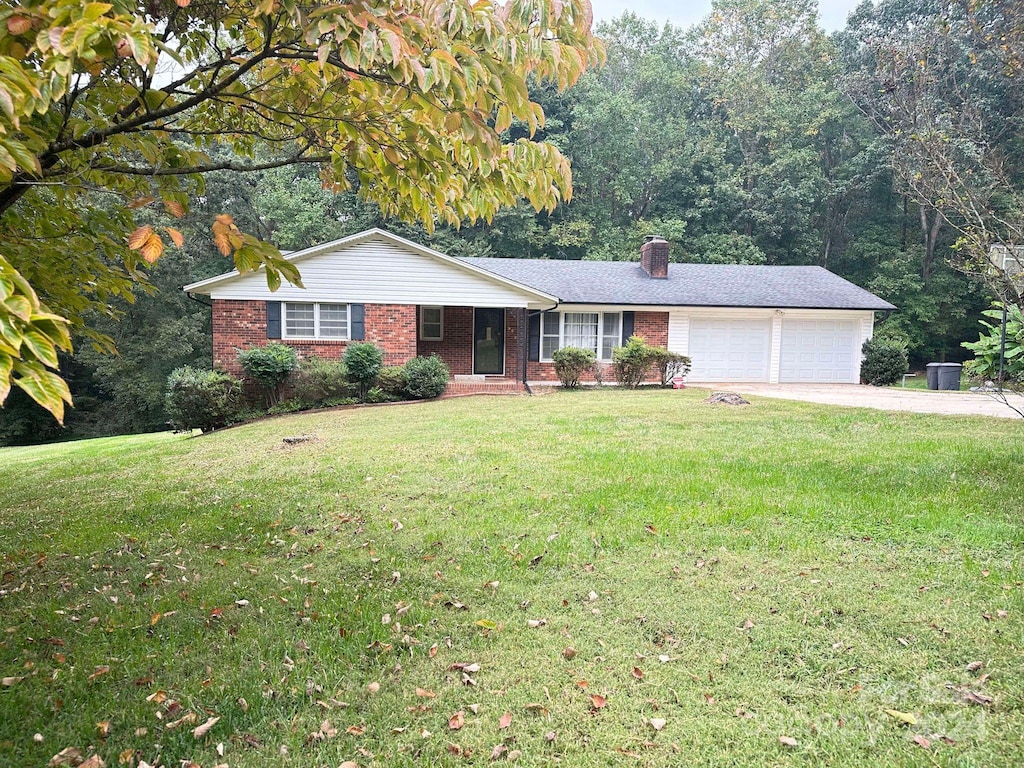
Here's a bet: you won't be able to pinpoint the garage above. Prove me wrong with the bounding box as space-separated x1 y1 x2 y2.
779 318 859 383
687 317 771 382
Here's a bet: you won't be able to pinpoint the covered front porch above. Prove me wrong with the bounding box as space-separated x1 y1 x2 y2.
416 305 530 384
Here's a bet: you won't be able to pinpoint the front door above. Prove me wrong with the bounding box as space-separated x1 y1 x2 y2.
473 308 505 375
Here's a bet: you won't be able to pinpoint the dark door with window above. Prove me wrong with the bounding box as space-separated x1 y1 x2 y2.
473 308 505 375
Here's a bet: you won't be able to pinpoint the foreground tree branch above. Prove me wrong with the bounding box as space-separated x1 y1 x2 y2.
0 0 605 421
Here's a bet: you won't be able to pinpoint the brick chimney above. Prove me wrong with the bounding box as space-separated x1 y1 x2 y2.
640 235 669 278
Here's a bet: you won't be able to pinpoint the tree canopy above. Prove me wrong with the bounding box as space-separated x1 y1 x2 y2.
0 0 604 421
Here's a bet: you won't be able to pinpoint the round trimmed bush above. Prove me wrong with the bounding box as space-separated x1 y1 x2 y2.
403 355 450 399
552 346 596 388
861 336 908 386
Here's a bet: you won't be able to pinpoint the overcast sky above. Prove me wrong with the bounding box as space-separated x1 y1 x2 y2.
589 0 864 33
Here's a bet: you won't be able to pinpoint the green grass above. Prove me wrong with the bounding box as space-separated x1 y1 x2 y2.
1 389 1022 767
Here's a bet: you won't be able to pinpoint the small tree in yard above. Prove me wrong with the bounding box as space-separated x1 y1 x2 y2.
612 336 658 388
861 336 908 386
237 343 298 406
344 343 384 400
552 346 596 389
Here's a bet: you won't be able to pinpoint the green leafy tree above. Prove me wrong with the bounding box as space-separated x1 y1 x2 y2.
841 0 1024 307
0 0 604 420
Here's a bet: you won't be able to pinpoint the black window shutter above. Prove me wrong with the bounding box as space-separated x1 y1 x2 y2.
621 311 635 343
350 303 365 340
528 311 540 362
266 301 282 338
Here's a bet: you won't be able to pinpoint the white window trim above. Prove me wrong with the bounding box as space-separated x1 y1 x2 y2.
419 305 444 341
540 311 621 362
282 302 350 340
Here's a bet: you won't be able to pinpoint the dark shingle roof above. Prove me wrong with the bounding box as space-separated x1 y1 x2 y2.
457 258 895 310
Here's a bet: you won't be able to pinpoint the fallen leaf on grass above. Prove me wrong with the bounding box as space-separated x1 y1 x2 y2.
632 667 644 680
649 718 666 731
448 711 465 730
913 735 931 749
545 731 557 742
88 666 111 682
525 703 550 716
2 676 24 686
165 712 198 730
339 762 358 768
490 744 507 761
526 619 547 628
80 756 105 768
429 643 438 658
449 662 481 673
778 736 798 747
48 747 82 766
346 725 366 736
562 647 576 660
193 716 220 739
884 710 916 726
498 712 512 730
742 619 755 630
966 661 984 673
366 682 380 694
416 688 436 698
96 721 110 737
590 694 607 709
475 619 497 630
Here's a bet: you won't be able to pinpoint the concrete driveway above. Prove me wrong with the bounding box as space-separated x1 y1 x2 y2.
710 383 1024 419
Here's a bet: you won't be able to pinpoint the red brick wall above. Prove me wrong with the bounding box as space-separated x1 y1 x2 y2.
418 306 473 375
211 300 417 375
417 306 523 378
212 300 266 375
526 311 669 384
634 311 669 348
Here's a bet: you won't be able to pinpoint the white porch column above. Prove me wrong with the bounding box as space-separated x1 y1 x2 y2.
769 312 783 383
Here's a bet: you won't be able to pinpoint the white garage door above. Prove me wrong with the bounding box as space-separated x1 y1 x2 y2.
780 319 858 383
688 318 770 382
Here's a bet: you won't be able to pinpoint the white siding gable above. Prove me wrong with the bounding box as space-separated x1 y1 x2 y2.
200 234 540 308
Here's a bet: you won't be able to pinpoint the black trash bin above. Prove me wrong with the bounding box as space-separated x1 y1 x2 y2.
926 362 962 390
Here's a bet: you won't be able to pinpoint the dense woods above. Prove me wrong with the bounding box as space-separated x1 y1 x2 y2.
1 0 1021 444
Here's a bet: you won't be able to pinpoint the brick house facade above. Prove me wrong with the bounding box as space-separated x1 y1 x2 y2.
187 229 892 387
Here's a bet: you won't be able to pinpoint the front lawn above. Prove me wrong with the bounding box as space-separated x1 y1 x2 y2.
1 390 1022 767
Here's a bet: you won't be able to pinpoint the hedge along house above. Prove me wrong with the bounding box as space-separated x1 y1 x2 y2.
184 228 895 390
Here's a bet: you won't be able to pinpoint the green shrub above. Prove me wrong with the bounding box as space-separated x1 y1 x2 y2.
237 342 298 406
647 347 692 386
962 303 1024 384
551 346 596 388
612 335 658 388
291 355 351 407
403 355 450 399
165 366 242 433
364 386 390 404
267 398 305 415
343 342 384 399
861 336 909 386
377 366 409 398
